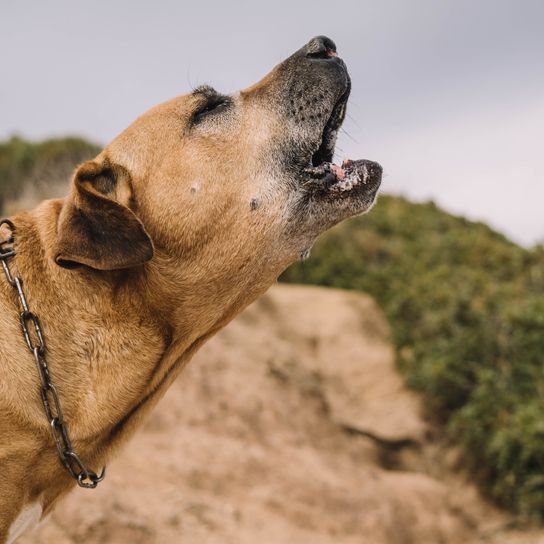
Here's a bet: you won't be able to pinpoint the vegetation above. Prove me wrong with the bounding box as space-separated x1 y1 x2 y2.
0 135 100 212
282 195 544 519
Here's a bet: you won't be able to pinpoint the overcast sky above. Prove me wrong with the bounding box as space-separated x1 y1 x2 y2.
1 0 543 246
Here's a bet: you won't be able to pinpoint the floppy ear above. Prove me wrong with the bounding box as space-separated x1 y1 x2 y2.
54 159 154 270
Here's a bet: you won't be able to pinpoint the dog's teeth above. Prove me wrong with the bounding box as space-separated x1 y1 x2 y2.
361 163 369 183
303 162 333 179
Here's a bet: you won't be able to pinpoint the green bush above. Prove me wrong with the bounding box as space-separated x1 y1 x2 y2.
281 194 544 519
0 135 100 211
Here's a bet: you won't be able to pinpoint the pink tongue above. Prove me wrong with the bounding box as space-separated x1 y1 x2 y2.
330 163 346 180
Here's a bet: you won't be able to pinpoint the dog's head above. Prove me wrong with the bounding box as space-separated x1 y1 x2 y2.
54 36 381 285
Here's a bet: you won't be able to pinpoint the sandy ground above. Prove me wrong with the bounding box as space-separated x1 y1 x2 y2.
19 284 544 543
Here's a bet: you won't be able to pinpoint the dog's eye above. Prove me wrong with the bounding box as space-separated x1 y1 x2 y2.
192 96 229 123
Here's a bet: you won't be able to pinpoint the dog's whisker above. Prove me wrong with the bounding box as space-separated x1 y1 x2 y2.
340 127 359 144
346 112 361 129
186 65 197 93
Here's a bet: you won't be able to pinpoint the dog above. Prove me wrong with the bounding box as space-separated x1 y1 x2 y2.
0 36 382 542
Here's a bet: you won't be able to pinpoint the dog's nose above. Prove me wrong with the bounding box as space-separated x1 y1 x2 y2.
305 36 338 59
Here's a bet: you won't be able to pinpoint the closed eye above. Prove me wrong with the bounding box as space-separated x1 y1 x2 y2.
192 94 230 124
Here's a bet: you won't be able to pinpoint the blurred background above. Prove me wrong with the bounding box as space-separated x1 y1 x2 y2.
3 1 544 542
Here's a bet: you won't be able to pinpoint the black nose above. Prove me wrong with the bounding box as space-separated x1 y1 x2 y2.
305 36 338 59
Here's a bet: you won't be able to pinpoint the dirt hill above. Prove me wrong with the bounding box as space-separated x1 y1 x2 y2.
20 285 544 544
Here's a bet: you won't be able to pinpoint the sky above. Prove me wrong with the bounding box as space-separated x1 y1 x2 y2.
1 0 543 246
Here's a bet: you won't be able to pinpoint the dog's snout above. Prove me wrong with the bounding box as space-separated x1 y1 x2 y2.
364 160 383 178
305 36 338 59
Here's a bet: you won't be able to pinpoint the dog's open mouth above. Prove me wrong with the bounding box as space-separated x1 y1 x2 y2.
309 83 350 169
300 86 382 198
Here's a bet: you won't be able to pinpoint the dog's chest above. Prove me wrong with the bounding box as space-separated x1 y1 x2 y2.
7 502 42 544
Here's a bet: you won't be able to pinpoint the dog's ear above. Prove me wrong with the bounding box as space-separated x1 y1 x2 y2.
54 160 154 270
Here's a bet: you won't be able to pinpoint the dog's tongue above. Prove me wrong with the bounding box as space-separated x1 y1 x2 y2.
331 159 358 180
330 163 345 180
303 159 356 181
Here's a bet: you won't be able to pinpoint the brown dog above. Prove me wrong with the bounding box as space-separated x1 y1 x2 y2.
0 36 381 542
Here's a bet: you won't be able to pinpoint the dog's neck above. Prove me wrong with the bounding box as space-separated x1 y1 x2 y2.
0 199 276 531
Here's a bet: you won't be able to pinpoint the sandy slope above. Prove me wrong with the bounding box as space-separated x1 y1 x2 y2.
20 284 544 543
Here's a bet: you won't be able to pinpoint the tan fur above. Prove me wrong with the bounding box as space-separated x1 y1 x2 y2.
0 37 380 541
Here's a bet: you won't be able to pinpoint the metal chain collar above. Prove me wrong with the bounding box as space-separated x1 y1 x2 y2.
0 218 105 489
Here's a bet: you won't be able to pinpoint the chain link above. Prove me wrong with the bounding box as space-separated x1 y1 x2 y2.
0 218 105 489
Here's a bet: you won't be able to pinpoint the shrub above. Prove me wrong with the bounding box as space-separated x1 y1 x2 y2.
281 194 544 518
0 136 100 212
